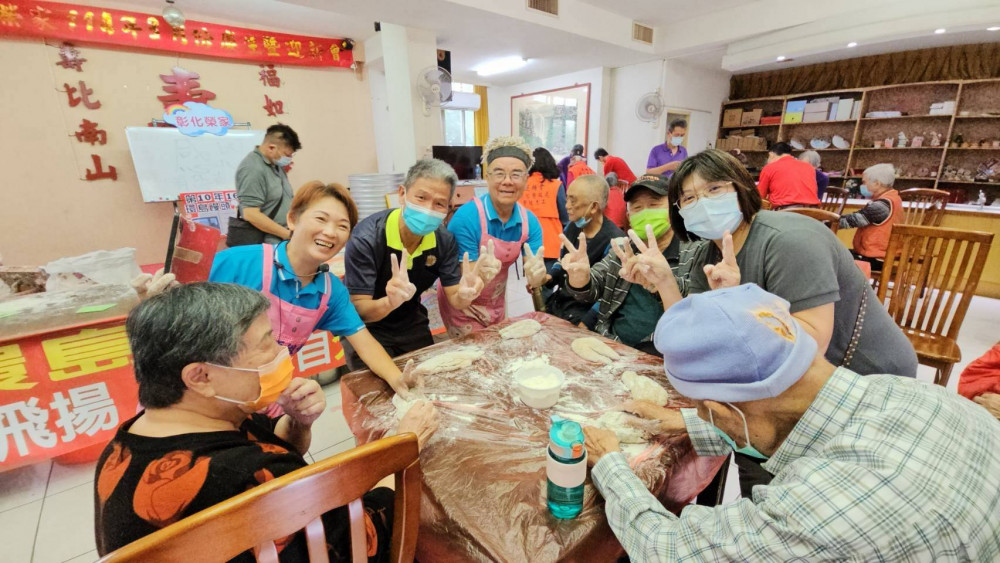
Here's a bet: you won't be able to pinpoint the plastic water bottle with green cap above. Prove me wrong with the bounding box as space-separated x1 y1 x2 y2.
546 415 587 518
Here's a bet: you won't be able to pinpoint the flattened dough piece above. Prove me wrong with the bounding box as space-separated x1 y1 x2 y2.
571 337 621 365
622 370 670 406
597 412 647 444
499 318 542 339
392 394 416 420
413 346 483 375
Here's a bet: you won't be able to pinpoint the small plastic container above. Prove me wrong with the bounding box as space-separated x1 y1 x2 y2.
515 365 565 409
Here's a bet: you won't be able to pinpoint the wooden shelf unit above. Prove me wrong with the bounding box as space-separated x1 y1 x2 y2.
718 79 1000 201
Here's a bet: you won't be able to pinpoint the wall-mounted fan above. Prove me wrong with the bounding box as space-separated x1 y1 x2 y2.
636 90 665 126
417 66 453 116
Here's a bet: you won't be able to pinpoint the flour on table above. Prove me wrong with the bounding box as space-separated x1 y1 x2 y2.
392 394 417 420
413 346 483 375
499 319 542 339
621 371 670 405
596 411 648 444
507 355 550 374
571 337 621 365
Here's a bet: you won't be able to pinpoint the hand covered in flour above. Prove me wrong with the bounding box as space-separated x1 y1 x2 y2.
704 231 741 291
583 425 621 467
388 360 423 401
523 243 549 289
130 267 178 300
385 249 418 310
622 400 685 433
276 378 326 428
457 252 485 302
559 232 590 289
397 400 440 450
475 240 502 283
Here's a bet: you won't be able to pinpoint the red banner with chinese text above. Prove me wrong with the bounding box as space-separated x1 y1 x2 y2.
0 1 354 68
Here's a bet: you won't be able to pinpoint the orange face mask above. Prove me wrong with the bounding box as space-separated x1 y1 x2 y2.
210 348 295 411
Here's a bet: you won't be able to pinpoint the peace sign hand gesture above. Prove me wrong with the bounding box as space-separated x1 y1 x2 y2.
703 231 741 290
457 252 485 301
559 232 590 288
475 240 502 283
615 225 674 288
523 243 549 289
386 249 418 310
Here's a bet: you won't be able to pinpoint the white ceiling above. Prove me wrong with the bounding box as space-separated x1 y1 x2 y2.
575 0 756 26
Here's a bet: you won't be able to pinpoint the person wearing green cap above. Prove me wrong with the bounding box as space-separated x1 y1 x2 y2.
560 176 706 355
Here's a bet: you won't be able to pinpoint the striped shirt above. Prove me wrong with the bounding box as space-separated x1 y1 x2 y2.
592 368 1000 561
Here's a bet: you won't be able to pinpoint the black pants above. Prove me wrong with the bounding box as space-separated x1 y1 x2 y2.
343 331 433 373
734 452 774 498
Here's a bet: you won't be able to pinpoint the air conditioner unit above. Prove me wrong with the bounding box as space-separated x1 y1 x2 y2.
441 91 482 111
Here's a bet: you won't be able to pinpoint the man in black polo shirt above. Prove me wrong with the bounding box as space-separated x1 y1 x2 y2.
344 159 484 369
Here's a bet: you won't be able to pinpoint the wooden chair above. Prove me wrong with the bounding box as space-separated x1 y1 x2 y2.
876 225 993 387
100 434 422 563
899 188 950 226
821 186 849 215
784 207 841 233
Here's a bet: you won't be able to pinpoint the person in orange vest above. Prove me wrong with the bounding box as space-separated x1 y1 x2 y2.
838 163 903 271
567 153 596 188
523 148 569 272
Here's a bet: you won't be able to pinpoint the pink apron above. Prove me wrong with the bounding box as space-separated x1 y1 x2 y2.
437 197 529 338
261 244 331 355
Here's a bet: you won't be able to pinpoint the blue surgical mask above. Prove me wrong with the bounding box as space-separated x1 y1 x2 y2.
670 136 684 146
677 191 743 241
709 403 769 460
573 216 590 228
275 155 292 167
401 201 446 236
860 184 872 198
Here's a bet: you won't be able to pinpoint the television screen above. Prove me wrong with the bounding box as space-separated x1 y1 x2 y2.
432 145 483 180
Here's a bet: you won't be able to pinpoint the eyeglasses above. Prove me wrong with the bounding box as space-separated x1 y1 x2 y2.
488 169 527 182
676 182 735 209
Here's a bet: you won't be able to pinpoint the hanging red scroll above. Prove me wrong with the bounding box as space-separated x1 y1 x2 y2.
0 1 354 68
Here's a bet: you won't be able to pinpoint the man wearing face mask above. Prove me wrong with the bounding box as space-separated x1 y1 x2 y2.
560 177 705 355
344 159 485 368
95 282 440 560
645 119 688 178
544 175 624 324
584 284 1000 562
232 123 301 245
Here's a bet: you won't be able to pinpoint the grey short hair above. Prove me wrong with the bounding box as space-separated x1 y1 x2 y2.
404 158 458 199
798 150 821 168
573 174 609 209
126 282 271 408
863 163 896 188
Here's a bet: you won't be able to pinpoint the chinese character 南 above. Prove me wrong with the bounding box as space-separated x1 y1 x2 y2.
259 64 280 87
50 382 118 442
84 155 118 181
0 398 57 462
55 42 86 72
64 81 102 109
263 95 284 117
42 326 130 380
74 119 107 145
157 66 217 109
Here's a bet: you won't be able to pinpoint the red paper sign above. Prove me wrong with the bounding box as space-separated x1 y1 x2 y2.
0 1 354 68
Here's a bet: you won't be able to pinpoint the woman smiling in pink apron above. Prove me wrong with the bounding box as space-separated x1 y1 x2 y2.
208 181 418 397
440 137 549 337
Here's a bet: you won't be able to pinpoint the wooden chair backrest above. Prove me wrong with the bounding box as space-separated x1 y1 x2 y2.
899 188 950 226
100 433 422 563
821 186 849 215
784 207 841 233
876 225 993 340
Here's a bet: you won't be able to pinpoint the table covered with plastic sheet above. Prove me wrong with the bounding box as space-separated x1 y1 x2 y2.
340 312 726 562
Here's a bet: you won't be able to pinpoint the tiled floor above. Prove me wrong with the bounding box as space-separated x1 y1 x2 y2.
3 262 997 561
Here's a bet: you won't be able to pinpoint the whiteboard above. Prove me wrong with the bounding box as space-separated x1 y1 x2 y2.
125 127 265 202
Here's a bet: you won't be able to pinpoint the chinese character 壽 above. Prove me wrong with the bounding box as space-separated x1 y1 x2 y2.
157 66 216 109
55 42 86 71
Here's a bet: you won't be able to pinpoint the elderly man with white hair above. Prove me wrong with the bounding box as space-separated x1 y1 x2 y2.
798 150 829 199
839 163 903 269
584 284 1000 562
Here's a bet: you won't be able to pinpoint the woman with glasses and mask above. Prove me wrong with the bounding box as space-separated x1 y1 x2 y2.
622 149 917 495
440 137 546 337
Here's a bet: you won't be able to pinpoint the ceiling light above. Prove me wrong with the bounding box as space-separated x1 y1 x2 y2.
162 0 185 28
988 26 1000 31
776 55 786 61
934 28 946 34
847 42 858 48
474 56 528 77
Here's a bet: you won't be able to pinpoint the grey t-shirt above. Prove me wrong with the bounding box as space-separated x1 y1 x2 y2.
235 148 294 244
689 210 917 377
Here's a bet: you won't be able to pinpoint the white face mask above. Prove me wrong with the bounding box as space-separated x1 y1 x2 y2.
678 191 743 240
275 155 292 167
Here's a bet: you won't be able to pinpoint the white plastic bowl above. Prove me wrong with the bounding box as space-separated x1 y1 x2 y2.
514 365 565 409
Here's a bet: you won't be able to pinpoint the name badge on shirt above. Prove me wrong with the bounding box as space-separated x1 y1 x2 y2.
425 255 437 267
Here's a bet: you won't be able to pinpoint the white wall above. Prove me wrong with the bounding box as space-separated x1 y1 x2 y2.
488 66 611 161
607 59 731 176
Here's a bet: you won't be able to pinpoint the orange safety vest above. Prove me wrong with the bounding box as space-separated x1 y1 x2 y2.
853 189 903 259
521 172 562 259
567 161 596 187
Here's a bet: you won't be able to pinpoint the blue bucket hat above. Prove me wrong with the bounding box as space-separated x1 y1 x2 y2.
653 284 817 402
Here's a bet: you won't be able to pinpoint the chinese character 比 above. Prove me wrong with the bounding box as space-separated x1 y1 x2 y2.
64 81 102 109
157 66 216 109
259 64 280 87
74 119 107 145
